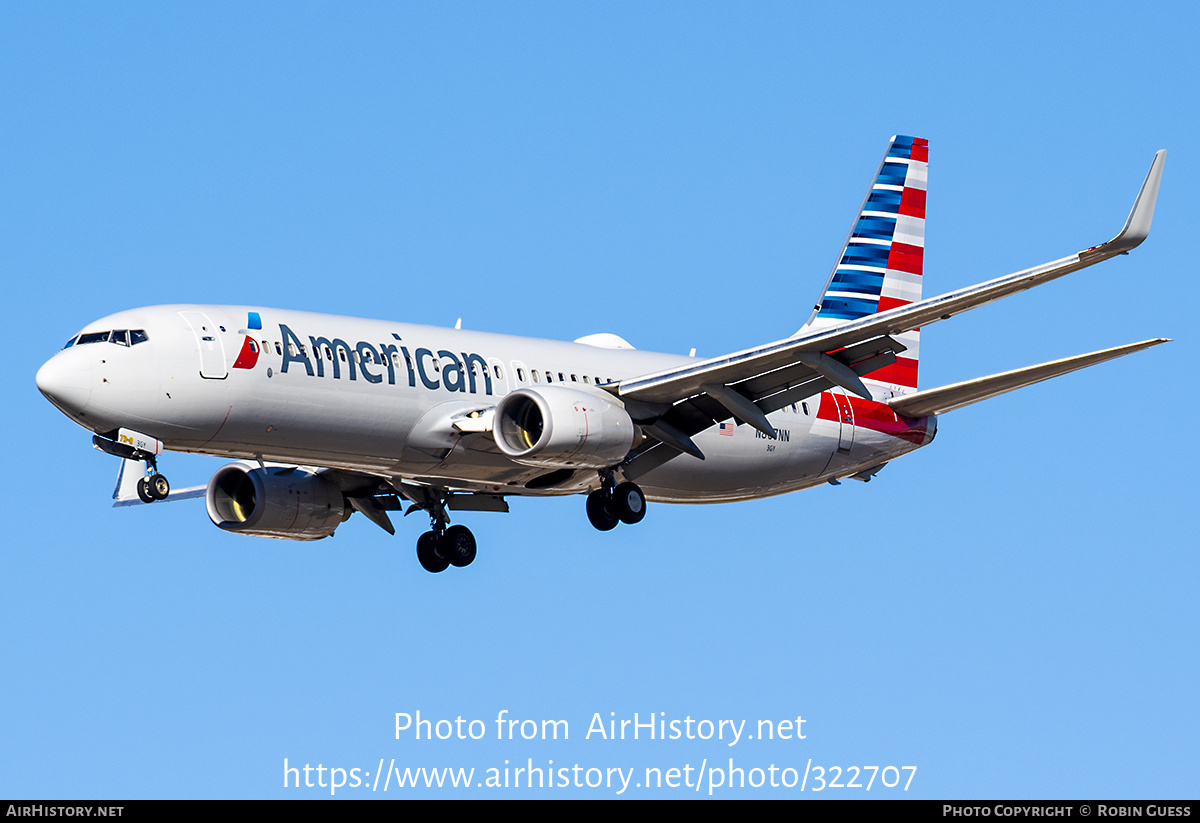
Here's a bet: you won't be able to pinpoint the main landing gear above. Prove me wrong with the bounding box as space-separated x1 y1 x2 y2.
405 490 478 574
586 478 646 531
415 520 477 574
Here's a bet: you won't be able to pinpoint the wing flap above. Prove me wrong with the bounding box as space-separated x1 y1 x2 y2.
624 337 905 468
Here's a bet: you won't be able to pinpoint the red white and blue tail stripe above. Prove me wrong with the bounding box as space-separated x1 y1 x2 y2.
804 135 927 393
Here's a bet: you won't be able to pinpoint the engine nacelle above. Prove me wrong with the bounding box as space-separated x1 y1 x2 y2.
493 385 635 469
205 462 346 540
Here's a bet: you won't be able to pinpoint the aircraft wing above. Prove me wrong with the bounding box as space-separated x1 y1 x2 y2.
613 150 1165 477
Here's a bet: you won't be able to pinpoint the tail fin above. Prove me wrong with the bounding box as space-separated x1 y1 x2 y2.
802 135 927 394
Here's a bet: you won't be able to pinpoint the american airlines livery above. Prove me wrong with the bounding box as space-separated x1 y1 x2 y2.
36 137 1168 573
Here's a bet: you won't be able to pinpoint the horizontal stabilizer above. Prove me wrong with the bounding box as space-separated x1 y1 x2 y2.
888 339 1169 418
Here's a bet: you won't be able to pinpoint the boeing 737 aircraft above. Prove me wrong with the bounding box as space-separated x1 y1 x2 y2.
36 137 1168 572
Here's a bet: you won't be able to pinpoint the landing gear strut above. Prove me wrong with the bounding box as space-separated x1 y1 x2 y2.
586 476 647 531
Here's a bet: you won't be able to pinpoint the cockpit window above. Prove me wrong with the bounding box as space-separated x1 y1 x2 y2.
63 336 77 349
72 329 149 347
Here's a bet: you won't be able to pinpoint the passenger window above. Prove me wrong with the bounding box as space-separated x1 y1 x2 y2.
802 402 809 416
494 365 503 380
275 342 282 355
392 353 401 367
325 346 333 361
545 371 552 383
339 349 346 362
583 376 590 384
532 371 540 383
570 374 577 382
559 373 565 382
517 368 525 381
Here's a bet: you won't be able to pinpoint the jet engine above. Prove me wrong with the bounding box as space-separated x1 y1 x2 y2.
205 462 346 540
493 385 635 469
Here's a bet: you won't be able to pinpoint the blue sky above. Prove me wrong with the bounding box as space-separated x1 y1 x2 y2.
3 1 1197 799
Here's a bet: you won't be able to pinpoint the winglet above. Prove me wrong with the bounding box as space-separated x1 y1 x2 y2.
1094 150 1166 256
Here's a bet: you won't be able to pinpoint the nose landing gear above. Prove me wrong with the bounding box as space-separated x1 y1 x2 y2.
133 455 171 503
95 434 174 505
135 469 171 503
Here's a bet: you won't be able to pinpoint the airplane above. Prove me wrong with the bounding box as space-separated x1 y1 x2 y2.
35 137 1168 573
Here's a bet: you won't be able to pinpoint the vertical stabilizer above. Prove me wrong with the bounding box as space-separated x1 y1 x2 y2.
802 135 927 394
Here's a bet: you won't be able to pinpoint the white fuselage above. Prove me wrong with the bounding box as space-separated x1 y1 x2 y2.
37 305 935 503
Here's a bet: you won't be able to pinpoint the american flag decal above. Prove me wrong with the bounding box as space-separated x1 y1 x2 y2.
719 422 735 436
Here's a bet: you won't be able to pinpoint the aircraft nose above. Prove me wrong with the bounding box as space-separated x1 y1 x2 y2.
36 352 93 417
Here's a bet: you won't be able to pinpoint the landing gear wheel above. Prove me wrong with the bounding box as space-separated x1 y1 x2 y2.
136 477 155 504
149 474 170 500
416 531 449 573
613 482 646 524
440 525 477 567
586 489 620 531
